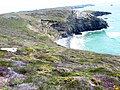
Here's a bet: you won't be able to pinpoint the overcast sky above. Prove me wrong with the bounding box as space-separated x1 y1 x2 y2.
0 0 119 14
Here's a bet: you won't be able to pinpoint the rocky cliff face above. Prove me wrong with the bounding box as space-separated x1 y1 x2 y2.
90 11 112 16
25 9 108 38
70 12 108 34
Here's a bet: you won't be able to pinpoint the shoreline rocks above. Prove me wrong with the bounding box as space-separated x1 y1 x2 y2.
90 11 112 16
20 9 109 39
72 12 108 34
26 9 109 38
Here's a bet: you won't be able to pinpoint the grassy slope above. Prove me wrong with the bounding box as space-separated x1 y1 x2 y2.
0 9 120 90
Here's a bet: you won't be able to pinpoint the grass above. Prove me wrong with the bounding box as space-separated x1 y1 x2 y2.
0 9 119 90
0 60 13 67
84 66 116 76
0 17 27 28
0 35 11 40
47 16 66 22
0 50 7 57
79 58 89 62
83 10 95 13
37 64 55 75
88 67 106 73
70 72 83 76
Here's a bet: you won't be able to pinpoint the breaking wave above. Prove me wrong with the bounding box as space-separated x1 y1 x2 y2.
106 32 120 38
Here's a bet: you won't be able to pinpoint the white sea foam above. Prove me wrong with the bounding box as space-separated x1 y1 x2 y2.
70 35 85 49
81 32 88 35
106 32 120 38
81 30 104 36
55 38 68 47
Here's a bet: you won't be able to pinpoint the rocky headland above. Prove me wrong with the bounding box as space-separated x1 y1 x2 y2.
24 9 109 37
90 11 112 16
0 8 119 90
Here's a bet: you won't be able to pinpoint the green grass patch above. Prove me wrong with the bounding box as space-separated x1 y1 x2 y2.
70 72 83 76
0 60 13 67
57 72 70 77
84 67 115 76
83 10 95 13
37 64 55 75
36 54 60 62
0 35 11 40
14 68 27 74
89 67 105 73
0 17 27 28
0 50 7 57
79 58 89 62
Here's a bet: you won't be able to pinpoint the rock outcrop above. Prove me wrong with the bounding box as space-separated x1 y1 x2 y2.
70 12 108 34
26 9 108 37
90 11 112 16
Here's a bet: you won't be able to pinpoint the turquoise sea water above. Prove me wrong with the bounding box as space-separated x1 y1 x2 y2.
56 3 120 55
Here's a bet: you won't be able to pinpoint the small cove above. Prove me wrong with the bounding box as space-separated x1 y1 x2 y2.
56 2 120 55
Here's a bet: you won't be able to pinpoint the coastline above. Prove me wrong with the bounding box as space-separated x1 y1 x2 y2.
56 3 120 56
0 6 120 89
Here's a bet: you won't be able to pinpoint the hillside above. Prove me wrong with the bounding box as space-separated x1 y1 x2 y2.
0 8 120 90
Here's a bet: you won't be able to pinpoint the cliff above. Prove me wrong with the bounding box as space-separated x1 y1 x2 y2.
90 11 112 16
0 8 119 90
82 10 112 16
23 9 108 37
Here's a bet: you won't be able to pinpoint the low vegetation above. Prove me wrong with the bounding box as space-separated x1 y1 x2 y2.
0 8 119 90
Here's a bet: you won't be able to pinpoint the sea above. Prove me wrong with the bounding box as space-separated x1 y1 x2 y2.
56 2 120 56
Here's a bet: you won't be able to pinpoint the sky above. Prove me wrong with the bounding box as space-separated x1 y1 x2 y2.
0 0 120 14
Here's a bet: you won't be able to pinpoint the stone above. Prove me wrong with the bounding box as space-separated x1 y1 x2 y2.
14 83 38 90
0 77 8 89
0 48 17 53
90 11 112 16
56 67 73 73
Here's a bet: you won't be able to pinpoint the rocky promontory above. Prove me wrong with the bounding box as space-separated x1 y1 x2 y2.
90 11 112 16
83 10 112 16
25 9 108 37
